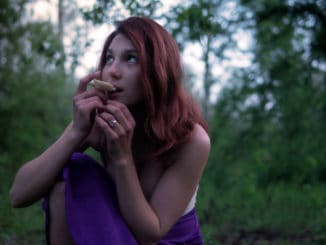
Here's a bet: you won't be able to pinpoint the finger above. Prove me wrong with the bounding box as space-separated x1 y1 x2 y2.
75 99 104 118
76 71 101 95
95 115 119 140
105 101 135 129
74 89 108 103
75 97 104 109
103 104 128 129
99 112 125 135
74 95 104 108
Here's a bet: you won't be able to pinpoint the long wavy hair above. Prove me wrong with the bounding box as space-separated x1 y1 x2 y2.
98 16 208 158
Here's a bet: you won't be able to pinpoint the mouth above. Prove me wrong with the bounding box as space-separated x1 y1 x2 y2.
106 82 122 93
112 86 123 93
108 86 123 99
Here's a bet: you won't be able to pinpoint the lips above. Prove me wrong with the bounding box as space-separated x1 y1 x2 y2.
108 86 123 99
105 81 122 93
112 86 123 92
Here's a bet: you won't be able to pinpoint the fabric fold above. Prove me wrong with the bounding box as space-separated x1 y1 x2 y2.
43 152 203 244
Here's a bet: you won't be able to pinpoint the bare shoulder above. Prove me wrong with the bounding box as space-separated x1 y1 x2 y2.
174 123 211 168
148 124 210 235
189 123 211 149
188 123 210 158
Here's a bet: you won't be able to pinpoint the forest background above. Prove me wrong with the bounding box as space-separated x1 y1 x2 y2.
1 0 325 244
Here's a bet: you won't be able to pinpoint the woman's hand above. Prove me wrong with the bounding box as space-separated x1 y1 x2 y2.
72 72 107 138
95 100 136 166
9 71 109 207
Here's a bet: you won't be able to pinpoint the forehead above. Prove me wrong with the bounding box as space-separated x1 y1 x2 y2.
108 33 136 51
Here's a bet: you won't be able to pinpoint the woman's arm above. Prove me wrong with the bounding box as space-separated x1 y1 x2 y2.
10 72 106 208
115 125 210 244
96 102 210 243
9 123 85 208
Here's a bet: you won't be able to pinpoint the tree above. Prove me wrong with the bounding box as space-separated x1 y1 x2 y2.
197 2 326 241
208 0 326 187
0 0 73 181
166 0 239 119
1 0 74 241
79 0 239 119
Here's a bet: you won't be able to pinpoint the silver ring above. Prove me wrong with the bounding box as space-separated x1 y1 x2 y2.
108 119 117 128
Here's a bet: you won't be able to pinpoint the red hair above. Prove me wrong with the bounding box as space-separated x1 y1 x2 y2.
98 16 208 158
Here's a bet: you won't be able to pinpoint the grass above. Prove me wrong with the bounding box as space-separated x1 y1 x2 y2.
0 148 100 245
1 157 326 244
0 168 45 245
2 183 325 245
198 181 326 244
0 193 45 245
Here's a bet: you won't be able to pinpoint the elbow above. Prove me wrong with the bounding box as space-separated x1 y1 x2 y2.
9 187 21 208
137 235 161 245
136 227 165 245
9 183 44 208
9 189 20 208
9 187 27 208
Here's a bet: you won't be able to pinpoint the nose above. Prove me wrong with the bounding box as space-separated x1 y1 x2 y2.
108 60 122 80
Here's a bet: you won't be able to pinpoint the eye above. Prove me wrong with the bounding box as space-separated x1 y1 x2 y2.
126 55 138 63
105 54 114 64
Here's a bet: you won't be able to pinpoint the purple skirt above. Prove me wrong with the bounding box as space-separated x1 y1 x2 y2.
43 153 203 244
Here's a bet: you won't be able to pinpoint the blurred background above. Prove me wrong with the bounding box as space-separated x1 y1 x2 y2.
1 0 325 244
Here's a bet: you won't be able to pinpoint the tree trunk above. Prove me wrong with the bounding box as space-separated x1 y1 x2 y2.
202 35 213 120
58 0 64 42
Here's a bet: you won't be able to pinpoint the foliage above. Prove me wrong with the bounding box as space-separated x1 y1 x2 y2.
1 0 326 244
80 0 117 24
0 0 74 242
81 0 163 24
198 181 326 244
120 0 163 17
166 0 238 119
79 0 238 118
200 0 326 242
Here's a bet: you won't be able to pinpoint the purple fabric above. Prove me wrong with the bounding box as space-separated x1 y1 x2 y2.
43 152 203 244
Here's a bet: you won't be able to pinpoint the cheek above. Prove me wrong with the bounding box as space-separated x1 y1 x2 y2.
127 81 144 106
135 77 144 99
130 70 142 92
100 67 109 79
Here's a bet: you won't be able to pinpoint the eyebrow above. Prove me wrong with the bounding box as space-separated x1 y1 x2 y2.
106 48 138 54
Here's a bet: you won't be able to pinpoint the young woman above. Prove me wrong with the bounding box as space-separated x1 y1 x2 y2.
10 16 211 244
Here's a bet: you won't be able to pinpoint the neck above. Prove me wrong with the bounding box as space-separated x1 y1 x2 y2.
129 103 151 160
129 102 146 120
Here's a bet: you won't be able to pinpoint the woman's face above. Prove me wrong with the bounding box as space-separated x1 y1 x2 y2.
101 33 144 107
